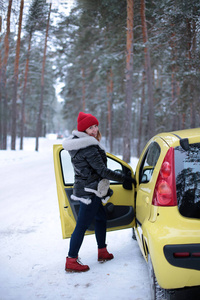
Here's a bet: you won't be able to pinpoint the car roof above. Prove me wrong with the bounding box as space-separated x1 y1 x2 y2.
154 128 200 148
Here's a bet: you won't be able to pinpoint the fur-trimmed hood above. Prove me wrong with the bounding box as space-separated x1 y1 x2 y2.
62 130 124 205
62 130 112 205
62 130 105 152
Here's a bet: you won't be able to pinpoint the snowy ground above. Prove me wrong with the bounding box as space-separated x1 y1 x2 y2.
0 137 150 300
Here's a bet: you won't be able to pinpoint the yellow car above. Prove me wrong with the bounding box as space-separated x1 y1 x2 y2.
53 128 200 300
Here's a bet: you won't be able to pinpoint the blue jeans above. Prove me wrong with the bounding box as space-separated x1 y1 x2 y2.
68 195 107 258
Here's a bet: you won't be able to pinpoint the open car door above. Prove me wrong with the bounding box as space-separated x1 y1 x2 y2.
53 144 135 238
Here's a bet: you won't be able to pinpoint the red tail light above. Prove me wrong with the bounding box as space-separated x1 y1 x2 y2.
192 253 200 257
173 252 200 258
173 252 190 258
152 147 177 206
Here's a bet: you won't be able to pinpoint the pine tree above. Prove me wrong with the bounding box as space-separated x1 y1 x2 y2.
1 0 12 150
123 0 134 163
20 0 48 149
11 0 24 150
35 2 52 151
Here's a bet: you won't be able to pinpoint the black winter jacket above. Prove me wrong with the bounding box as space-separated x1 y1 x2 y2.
62 130 125 203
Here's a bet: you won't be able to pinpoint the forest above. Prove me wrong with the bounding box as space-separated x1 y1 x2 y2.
0 0 200 161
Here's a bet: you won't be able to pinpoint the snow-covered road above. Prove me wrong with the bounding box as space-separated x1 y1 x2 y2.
0 137 150 300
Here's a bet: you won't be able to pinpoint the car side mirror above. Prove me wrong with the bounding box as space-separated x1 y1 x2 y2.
141 174 148 183
140 166 153 184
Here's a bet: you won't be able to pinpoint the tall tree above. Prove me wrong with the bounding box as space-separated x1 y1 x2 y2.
170 32 179 130
11 0 24 150
20 0 48 150
20 32 32 150
1 0 12 149
140 0 155 140
35 2 52 151
107 68 113 152
81 68 86 112
137 70 145 157
0 15 2 149
123 0 134 163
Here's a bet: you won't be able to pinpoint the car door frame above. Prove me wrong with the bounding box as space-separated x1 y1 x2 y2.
53 144 135 239
134 137 169 259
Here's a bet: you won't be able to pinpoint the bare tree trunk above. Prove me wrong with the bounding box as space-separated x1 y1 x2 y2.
20 32 32 150
170 34 178 130
137 70 145 157
123 0 134 163
171 74 179 130
182 113 186 129
140 0 155 139
192 19 198 128
189 18 196 128
0 16 2 149
107 68 113 153
81 68 85 112
1 0 12 150
11 0 24 150
35 3 51 151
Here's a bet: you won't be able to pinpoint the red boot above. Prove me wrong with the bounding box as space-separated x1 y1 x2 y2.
65 257 90 272
98 247 114 262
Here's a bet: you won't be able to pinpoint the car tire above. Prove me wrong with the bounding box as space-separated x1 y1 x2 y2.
132 228 136 240
148 254 168 300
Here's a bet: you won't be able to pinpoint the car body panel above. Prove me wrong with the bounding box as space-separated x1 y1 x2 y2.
134 128 200 289
157 128 200 147
142 206 200 289
135 136 169 226
53 128 200 290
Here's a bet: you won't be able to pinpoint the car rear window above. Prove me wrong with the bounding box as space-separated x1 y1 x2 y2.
174 142 200 219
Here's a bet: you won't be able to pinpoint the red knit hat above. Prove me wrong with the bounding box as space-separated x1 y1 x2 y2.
77 112 99 132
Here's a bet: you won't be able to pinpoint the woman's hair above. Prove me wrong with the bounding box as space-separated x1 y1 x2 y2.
96 130 102 142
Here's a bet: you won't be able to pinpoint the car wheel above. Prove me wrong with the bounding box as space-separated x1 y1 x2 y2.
148 254 167 300
132 228 136 240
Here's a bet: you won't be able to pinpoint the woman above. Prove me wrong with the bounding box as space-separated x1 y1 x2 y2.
62 112 135 272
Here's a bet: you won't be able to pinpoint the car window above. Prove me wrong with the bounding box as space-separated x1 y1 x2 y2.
139 142 161 184
107 156 124 183
175 142 200 219
60 150 124 185
60 150 74 184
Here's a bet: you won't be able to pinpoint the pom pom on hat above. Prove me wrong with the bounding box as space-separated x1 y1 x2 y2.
77 112 99 132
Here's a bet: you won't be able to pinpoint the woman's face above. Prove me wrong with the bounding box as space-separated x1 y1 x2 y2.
85 124 98 138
